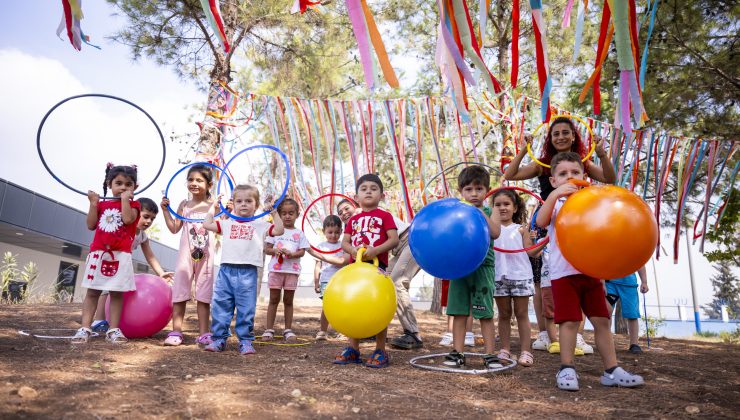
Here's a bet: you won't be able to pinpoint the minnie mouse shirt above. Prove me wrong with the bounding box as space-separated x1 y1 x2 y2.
265 228 310 274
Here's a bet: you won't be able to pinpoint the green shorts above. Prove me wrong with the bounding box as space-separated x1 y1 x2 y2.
446 264 495 319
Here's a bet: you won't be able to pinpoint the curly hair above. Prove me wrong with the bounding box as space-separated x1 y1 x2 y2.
539 117 588 174
491 189 528 225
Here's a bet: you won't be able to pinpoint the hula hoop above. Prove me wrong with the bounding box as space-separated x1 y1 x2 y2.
253 335 312 346
18 329 100 340
421 162 504 200
36 93 166 199
301 193 357 254
526 114 596 169
164 162 235 223
216 144 291 222
409 353 517 374
485 186 550 254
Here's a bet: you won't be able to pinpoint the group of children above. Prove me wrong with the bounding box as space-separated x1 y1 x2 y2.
72 152 644 391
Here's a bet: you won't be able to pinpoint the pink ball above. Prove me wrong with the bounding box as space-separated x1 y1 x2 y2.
105 273 173 338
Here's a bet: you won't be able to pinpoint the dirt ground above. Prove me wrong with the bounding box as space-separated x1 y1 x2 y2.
0 304 738 419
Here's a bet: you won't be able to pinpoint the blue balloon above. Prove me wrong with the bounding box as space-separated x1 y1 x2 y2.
409 198 490 279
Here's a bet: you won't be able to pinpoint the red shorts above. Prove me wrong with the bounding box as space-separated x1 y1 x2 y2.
551 274 609 324
440 279 450 307
540 286 554 319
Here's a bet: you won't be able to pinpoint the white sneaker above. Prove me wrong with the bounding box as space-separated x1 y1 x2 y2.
71 327 92 345
601 367 644 388
576 334 594 354
556 367 579 391
439 332 453 347
315 331 328 340
464 331 475 347
532 331 550 351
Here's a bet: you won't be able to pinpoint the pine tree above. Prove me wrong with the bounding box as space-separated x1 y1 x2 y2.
703 261 740 319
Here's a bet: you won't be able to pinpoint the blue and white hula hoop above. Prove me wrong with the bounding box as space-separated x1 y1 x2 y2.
165 162 235 223
217 144 291 222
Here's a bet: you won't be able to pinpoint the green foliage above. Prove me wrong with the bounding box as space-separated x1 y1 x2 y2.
694 330 719 338
702 261 740 319
719 326 740 345
641 315 666 338
1 253 40 304
706 188 740 266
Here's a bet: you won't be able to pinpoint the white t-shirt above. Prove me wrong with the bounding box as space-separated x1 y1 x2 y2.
493 223 534 280
132 230 148 250
216 219 272 266
316 241 345 284
265 228 310 274
548 199 580 281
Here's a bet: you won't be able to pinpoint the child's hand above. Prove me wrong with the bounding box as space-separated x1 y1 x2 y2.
88 190 100 205
225 198 234 212
362 246 379 261
554 182 579 198
160 197 170 211
314 283 321 293
640 283 649 294
518 224 529 236
529 229 537 241
160 272 175 284
213 194 224 211
120 190 134 201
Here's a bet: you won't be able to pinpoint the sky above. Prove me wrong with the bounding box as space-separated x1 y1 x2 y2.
0 1 734 320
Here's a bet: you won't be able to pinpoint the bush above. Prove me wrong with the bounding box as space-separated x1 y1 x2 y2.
641 315 666 338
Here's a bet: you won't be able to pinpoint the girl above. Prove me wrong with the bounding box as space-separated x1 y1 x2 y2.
504 116 613 353
72 164 141 344
160 165 216 347
201 186 283 354
491 189 543 367
263 198 309 342
309 215 348 340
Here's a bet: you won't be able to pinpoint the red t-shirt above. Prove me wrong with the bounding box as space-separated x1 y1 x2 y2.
89 199 141 253
344 208 397 267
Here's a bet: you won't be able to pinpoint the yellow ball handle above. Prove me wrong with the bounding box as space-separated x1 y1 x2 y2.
356 247 379 267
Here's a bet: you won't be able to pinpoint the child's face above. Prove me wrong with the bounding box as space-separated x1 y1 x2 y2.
549 161 585 188
137 209 157 230
356 181 383 209
187 171 211 197
337 202 355 223
550 122 575 152
278 204 298 227
109 174 136 197
232 191 257 217
459 182 489 208
493 195 516 223
324 225 341 243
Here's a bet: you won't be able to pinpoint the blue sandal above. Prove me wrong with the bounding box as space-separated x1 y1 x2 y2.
333 347 362 365
365 349 390 368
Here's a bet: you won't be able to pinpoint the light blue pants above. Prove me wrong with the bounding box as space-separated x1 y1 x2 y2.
210 264 258 341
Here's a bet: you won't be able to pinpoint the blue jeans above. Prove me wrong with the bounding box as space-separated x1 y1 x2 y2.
210 264 258 341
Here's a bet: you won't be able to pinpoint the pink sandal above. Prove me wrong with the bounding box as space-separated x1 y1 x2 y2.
163 331 183 346
518 351 534 367
196 333 213 347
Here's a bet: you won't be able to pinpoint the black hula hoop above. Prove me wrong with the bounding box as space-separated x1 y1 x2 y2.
36 93 166 199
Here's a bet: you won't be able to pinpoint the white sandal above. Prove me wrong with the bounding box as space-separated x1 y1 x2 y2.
261 329 275 341
71 327 92 344
105 328 128 344
283 329 297 342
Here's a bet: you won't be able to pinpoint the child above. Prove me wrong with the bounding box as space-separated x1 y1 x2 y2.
334 173 400 368
160 164 216 347
263 198 310 341
443 165 501 369
492 189 544 367
72 164 141 344
536 152 643 391
201 185 284 353
439 279 477 348
605 266 650 353
309 215 348 340
91 198 174 332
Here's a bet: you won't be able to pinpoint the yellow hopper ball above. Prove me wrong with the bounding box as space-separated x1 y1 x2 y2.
323 248 397 339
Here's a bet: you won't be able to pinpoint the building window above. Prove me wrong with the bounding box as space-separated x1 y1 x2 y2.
57 261 78 303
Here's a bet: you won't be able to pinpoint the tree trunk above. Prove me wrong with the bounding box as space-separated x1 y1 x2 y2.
429 277 443 314
614 301 628 334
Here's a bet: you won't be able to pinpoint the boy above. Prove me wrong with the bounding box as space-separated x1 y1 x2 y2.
91 198 173 332
334 174 400 368
443 165 501 368
606 266 650 353
536 152 644 391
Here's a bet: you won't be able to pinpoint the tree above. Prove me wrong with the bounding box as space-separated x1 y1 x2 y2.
705 187 740 266
703 261 740 319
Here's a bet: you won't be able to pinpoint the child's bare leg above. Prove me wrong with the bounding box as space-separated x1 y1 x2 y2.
466 313 474 333
495 297 513 351
107 292 123 329
559 321 579 365
479 318 495 354
375 328 387 351
171 301 187 332
447 315 454 332
81 289 102 328
94 294 107 321
349 337 360 351
197 301 210 335
283 289 295 330
265 289 281 330
546 317 558 342
452 315 467 353
628 319 640 345
591 316 618 368
320 310 329 332
533 283 545 331
514 296 532 352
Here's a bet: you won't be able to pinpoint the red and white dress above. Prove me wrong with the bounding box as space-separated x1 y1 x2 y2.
82 199 141 292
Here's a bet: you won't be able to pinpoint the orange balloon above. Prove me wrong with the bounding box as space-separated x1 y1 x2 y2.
555 185 658 279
